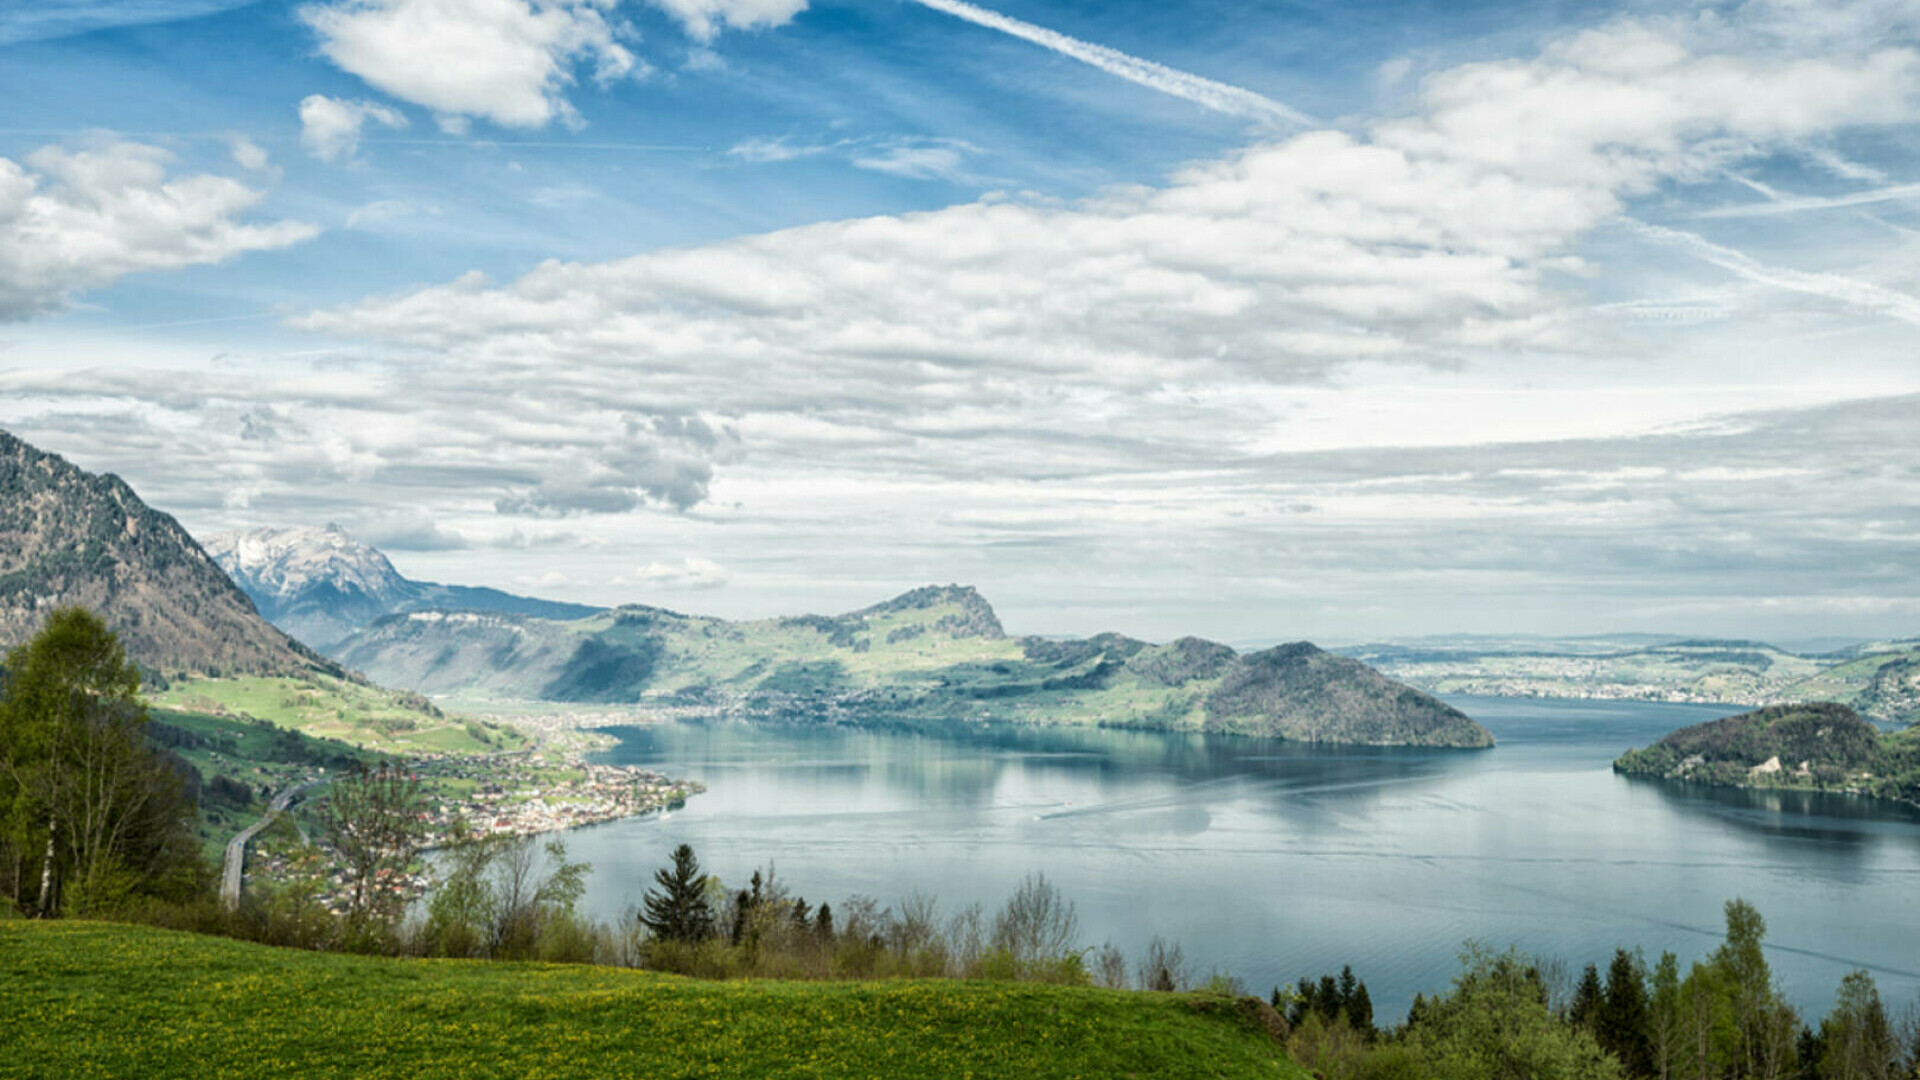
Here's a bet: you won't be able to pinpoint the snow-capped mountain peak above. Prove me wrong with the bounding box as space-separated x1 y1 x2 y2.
203 524 410 605
198 524 603 653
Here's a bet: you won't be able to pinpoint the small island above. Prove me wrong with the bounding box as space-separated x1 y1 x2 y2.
1614 701 1920 806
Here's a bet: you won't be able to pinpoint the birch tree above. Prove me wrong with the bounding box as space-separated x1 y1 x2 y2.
0 608 196 916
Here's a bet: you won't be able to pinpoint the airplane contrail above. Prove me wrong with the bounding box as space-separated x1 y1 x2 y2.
907 0 1312 128
1629 220 1920 326
1697 182 1920 218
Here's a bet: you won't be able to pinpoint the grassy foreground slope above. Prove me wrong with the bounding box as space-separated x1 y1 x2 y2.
0 922 1303 1080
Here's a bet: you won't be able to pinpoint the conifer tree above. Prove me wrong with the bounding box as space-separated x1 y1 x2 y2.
1571 962 1605 1030
1349 980 1376 1039
640 843 714 942
1598 948 1653 1076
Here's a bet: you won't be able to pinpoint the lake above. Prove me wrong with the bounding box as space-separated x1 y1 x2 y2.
567 695 1920 1018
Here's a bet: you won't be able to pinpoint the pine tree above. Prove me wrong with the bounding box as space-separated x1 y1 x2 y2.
1348 980 1376 1040
1571 961 1605 1030
1798 1026 1824 1080
814 901 833 939
729 888 750 944
1599 948 1654 1076
639 843 714 942
1289 977 1316 1027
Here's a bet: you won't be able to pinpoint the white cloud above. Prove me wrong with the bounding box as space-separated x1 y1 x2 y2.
344 198 420 228
277 4 1920 518
850 139 977 181
626 556 729 588
361 507 469 549
725 136 833 163
299 0 637 130
298 10 1920 383
646 0 805 43
298 94 410 163
0 141 317 321
228 137 271 172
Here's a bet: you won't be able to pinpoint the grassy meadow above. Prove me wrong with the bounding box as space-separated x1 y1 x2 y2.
0 921 1304 1080
152 673 526 755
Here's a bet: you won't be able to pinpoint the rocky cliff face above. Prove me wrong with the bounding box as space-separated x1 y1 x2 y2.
0 430 338 680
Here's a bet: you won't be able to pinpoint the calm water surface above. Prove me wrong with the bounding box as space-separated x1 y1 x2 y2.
570 696 1920 1017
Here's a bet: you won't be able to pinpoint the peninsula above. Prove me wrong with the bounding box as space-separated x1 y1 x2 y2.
1614 702 1920 805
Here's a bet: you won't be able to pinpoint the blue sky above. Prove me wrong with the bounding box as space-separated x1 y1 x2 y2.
3 0 1920 643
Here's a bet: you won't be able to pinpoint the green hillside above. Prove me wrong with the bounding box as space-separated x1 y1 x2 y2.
145 705 373 858
151 673 527 756
1780 645 1920 723
0 921 1304 1080
338 586 1493 748
1358 638 1829 705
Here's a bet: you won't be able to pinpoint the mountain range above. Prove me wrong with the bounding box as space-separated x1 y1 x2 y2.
204 525 601 651
334 585 1496 747
0 428 1490 747
0 430 337 681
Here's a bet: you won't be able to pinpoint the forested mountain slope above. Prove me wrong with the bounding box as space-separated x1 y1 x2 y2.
0 430 338 680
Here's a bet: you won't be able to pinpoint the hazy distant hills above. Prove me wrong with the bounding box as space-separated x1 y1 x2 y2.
204 525 602 652
338 584 1495 748
0 430 338 680
1344 636 1920 724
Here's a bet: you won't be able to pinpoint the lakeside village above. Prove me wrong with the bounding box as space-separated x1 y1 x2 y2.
239 749 705 915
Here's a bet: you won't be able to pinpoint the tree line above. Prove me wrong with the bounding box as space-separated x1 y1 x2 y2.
1278 900 1916 1080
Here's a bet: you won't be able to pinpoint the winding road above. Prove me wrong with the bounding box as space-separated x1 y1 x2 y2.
219 778 326 909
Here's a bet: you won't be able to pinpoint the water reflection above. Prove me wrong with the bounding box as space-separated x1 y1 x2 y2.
606 718 1485 812
1621 773 1920 844
570 699 1920 1020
